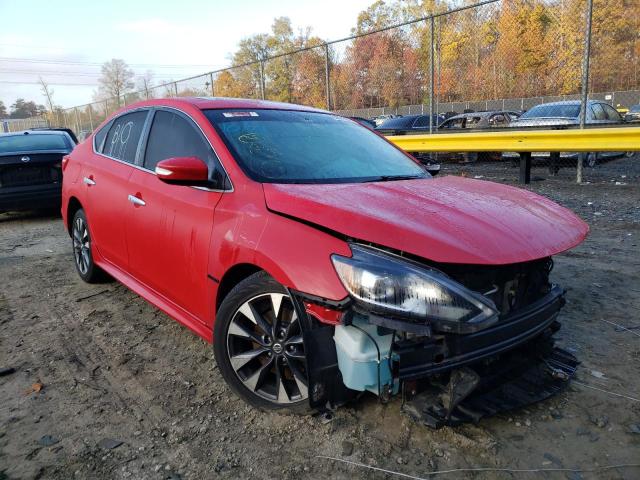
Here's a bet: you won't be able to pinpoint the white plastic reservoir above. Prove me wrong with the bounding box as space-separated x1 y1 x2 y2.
334 318 394 395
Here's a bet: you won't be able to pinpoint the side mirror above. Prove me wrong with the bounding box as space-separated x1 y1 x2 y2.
155 156 209 186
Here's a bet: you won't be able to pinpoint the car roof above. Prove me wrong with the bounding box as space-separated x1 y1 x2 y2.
0 130 68 137
376 113 443 129
531 100 603 107
445 111 500 120
115 97 330 114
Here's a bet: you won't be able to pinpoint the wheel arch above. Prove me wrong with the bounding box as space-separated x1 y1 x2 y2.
66 196 83 236
215 263 265 312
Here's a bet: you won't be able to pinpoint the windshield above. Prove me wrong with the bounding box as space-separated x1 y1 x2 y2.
0 133 69 154
205 109 427 184
520 104 580 119
630 105 640 113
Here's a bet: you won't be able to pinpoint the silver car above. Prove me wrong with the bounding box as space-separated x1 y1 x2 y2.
503 100 625 167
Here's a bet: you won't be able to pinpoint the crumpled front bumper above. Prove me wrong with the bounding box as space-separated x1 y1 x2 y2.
293 284 575 425
395 285 565 380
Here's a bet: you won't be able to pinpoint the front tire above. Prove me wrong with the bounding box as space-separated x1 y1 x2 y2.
71 209 105 283
214 272 311 413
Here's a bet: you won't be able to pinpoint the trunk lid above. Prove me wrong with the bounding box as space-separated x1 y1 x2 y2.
0 153 64 189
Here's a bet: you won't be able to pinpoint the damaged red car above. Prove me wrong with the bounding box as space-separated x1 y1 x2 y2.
61 98 588 426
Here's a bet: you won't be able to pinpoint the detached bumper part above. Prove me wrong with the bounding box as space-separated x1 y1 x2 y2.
402 343 578 428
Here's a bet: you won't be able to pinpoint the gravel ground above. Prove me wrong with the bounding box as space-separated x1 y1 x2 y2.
1 156 639 480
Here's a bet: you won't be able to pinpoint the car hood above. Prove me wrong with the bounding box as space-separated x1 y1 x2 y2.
262 176 588 265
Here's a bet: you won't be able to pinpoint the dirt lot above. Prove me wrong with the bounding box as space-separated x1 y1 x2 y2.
1 157 639 480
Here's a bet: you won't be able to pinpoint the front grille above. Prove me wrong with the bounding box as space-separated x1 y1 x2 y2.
442 258 554 317
0 165 59 188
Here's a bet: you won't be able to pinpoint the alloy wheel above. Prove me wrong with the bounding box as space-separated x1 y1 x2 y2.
226 293 308 404
72 217 91 275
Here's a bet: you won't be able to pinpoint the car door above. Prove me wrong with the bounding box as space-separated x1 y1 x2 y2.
125 108 229 323
83 109 150 270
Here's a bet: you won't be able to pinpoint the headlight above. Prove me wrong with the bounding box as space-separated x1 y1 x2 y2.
331 244 498 333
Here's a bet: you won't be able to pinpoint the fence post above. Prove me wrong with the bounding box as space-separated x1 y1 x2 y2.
104 100 109 118
88 105 94 131
74 107 80 134
577 0 593 184
429 16 435 133
259 61 266 100
209 72 215 96
173 83 179 97
324 44 332 110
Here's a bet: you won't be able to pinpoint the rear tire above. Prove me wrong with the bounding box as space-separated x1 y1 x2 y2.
214 271 312 414
71 209 106 283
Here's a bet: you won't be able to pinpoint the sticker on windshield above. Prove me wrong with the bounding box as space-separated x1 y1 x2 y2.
223 112 259 118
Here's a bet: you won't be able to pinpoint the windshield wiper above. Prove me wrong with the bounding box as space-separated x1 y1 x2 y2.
362 174 426 183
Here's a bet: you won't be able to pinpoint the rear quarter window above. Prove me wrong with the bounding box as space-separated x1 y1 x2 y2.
93 121 112 153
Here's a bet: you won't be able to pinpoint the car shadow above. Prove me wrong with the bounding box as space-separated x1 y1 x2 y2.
0 208 61 224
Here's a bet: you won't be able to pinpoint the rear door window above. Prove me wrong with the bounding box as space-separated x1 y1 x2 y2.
440 118 465 129
143 110 227 188
103 110 149 163
489 113 508 126
591 103 607 120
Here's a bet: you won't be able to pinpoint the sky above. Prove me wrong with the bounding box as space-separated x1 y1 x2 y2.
0 0 372 110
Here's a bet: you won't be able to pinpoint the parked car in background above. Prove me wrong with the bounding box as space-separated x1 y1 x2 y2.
374 114 446 135
375 114 446 172
62 98 587 424
372 114 400 127
0 130 76 213
436 110 521 163
349 116 376 129
439 110 521 130
504 100 625 167
30 127 79 144
624 104 640 123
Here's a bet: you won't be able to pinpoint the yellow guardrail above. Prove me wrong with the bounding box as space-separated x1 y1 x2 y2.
387 127 640 152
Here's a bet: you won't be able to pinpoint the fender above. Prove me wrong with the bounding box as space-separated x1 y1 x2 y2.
207 181 351 328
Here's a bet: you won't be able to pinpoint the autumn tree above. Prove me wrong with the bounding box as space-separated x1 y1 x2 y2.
96 59 135 105
212 70 245 98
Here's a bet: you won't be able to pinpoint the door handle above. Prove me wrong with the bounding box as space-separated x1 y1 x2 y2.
83 176 96 186
127 194 146 207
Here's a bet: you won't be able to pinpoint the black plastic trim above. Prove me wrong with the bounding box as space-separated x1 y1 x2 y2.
288 289 352 310
398 285 565 379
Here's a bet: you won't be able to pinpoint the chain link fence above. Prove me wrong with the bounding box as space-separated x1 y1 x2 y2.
3 0 638 182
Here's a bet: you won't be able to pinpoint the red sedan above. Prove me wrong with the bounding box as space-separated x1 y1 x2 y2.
61 98 588 425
